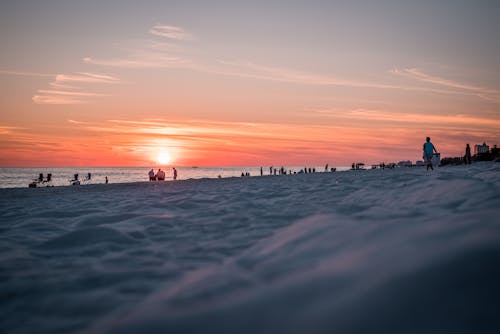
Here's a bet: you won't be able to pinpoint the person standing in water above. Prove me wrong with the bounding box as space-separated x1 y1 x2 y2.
423 137 438 170
156 169 165 181
173 167 178 180
148 169 155 181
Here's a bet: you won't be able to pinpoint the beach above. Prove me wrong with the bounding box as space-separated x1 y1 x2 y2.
1 162 499 333
0 166 350 189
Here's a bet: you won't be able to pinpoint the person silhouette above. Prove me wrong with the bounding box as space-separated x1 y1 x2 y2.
156 169 165 181
465 144 472 164
148 169 155 181
423 137 438 170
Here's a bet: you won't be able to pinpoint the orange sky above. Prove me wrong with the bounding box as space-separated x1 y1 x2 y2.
1 2 499 167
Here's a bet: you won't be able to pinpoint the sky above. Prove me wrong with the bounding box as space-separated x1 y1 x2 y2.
1 0 499 167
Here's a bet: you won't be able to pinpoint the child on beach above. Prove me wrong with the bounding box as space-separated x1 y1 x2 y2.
423 137 438 170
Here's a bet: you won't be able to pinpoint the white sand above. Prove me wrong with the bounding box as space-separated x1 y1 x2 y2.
1 162 499 333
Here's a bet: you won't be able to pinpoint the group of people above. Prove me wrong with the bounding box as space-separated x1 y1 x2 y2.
29 172 110 188
28 173 53 188
149 167 177 181
260 166 330 176
69 172 101 185
251 137 462 177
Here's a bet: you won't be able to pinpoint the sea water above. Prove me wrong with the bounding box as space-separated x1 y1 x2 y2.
0 166 348 189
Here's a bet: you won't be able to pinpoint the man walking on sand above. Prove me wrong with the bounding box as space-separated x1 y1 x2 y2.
423 137 438 171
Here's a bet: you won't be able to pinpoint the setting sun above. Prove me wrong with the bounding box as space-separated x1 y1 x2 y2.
157 151 171 165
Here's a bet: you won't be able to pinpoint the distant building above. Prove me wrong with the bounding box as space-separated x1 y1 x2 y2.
397 160 412 167
415 160 425 167
475 142 490 155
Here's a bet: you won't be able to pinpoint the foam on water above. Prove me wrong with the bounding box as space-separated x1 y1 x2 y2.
1 162 499 333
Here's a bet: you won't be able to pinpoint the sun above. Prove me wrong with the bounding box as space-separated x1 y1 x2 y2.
157 151 171 165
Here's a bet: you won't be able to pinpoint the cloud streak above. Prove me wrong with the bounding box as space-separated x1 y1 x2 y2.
64 117 362 165
212 62 500 102
32 95 85 105
60 115 498 166
214 60 402 89
33 72 120 105
83 24 194 69
82 24 477 99
83 54 189 69
309 107 500 129
0 70 54 77
37 90 108 97
392 68 500 102
31 23 500 106
149 25 194 41
0 125 25 135
55 72 120 84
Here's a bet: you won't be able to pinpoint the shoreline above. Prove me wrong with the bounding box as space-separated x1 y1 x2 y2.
2 162 493 190
0 165 349 189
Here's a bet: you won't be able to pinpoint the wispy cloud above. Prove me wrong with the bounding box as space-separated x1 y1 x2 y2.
392 68 481 91
55 72 120 84
0 125 25 135
0 70 54 77
63 117 353 165
149 25 194 41
37 90 108 97
392 68 500 102
80 24 418 94
68 119 92 125
32 95 85 105
60 115 498 166
213 62 500 105
83 54 189 69
40 22 500 106
33 72 120 105
32 24 192 103
83 24 193 69
307 107 500 131
49 81 79 90
214 61 400 89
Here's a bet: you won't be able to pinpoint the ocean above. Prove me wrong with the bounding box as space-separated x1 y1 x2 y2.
0 166 349 189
